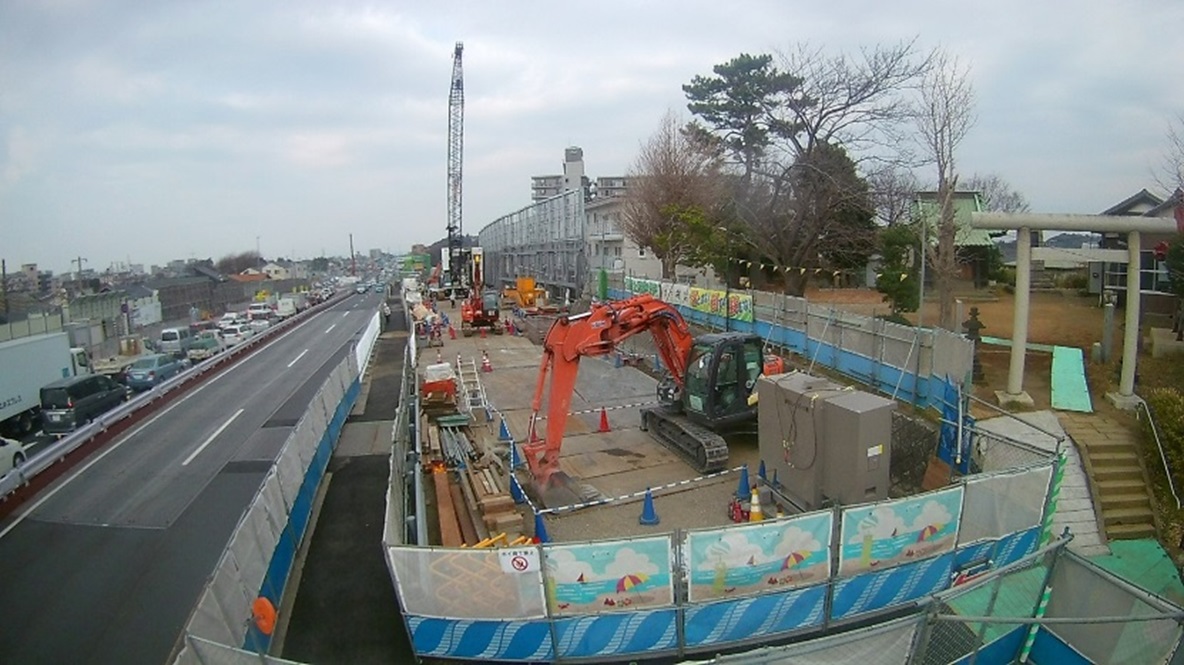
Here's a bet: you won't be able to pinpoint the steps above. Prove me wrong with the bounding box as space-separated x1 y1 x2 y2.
1061 416 1158 542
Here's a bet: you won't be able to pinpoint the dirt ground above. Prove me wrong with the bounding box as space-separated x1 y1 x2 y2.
803 287 1123 416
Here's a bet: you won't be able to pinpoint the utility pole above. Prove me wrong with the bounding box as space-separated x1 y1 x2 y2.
1 259 8 321
349 233 356 276
72 256 88 278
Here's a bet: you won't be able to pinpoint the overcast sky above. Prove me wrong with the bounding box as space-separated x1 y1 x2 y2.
3 1 1182 275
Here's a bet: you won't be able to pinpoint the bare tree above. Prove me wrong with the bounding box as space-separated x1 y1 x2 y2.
774 39 934 167
1157 112 1184 194
215 251 263 275
623 110 724 278
962 172 1029 213
913 51 976 330
866 164 919 226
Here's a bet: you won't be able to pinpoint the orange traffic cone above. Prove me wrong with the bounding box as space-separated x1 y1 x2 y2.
449 325 456 340
749 485 764 522
481 350 493 372
480 327 487 339
598 407 610 433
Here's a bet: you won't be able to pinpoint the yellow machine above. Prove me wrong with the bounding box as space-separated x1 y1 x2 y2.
502 277 550 313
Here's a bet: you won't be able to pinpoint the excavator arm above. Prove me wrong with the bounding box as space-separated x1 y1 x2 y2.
522 294 693 487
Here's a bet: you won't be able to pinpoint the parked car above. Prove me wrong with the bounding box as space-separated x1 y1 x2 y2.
40 374 128 435
125 354 185 391
0 436 28 477
219 324 254 347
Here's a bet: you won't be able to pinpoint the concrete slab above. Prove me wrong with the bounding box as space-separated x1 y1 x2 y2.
336 420 393 457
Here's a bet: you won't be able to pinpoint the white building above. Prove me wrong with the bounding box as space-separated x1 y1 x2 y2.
531 146 587 202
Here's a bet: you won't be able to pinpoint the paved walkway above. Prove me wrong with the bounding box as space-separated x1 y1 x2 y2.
976 410 1110 557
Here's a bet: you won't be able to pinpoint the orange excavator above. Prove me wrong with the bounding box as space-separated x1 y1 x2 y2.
523 293 783 501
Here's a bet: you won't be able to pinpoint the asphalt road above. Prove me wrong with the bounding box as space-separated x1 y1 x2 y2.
0 292 382 665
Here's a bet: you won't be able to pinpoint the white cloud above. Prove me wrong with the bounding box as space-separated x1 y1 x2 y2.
2 0 1182 272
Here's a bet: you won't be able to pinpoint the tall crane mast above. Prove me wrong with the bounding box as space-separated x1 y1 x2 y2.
445 41 466 295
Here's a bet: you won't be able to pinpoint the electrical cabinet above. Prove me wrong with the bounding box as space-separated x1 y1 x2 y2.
757 372 895 511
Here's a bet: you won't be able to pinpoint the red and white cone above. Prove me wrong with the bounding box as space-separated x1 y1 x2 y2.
598 407 611 433
481 350 493 372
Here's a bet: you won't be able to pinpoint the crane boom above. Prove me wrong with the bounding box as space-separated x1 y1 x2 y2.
446 41 464 292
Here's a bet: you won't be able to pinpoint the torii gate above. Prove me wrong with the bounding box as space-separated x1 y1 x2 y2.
970 212 1180 409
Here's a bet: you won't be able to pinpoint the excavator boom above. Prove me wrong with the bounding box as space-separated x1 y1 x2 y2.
523 294 693 487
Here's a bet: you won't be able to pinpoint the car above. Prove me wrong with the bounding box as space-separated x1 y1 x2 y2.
355 284 367 294
248 318 271 332
218 312 242 329
40 374 129 435
219 324 254 347
125 353 185 391
0 436 29 477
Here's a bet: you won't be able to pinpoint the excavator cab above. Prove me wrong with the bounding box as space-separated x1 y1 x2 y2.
679 333 766 429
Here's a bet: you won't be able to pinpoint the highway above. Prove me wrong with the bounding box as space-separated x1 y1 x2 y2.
0 292 381 665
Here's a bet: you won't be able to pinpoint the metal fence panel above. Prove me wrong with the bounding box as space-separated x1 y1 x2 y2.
701 614 922 664
1047 555 1184 664
227 516 268 602
958 466 1052 545
388 546 547 619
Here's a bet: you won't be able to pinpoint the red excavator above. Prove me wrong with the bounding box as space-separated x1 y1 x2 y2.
523 293 783 501
459 248 501 336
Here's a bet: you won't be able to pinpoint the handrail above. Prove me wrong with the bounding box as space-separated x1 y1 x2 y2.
1136 397 1181 509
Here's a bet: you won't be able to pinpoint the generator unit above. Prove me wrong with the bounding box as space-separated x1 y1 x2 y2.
757 372 895 511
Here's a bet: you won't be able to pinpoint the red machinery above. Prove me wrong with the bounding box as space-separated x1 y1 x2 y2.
459 248 501 336
523 293 783 500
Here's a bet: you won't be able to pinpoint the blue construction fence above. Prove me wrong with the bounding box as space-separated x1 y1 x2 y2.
386 456 1065 662
173 313 379 663
607 278 977 474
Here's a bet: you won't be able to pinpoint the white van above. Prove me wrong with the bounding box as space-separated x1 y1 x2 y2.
159 327 193 356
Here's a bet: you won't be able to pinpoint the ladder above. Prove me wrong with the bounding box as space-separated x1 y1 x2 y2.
455 357 487 414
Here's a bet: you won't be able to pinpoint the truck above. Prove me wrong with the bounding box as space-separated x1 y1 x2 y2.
275 297 297 319
186 330 224 362
91 336 153 384
0 332 92 437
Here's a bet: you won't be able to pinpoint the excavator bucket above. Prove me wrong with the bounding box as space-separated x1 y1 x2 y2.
535 470 585 509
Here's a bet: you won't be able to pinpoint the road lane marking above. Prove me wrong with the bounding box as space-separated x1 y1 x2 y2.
325 324 336 334
182 408 244 466
341 311 349 317
0 304 340 540
287 349 309 368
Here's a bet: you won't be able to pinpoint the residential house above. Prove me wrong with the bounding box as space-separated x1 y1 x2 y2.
1095 188 1182 318
912 191 996 288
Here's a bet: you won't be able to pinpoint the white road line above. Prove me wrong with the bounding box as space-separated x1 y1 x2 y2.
325 324 336 334
341 311 349 317
287 349 309 368
0 305 338 540
182 408 244 466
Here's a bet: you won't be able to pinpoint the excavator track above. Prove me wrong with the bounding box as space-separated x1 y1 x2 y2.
640 405 729 474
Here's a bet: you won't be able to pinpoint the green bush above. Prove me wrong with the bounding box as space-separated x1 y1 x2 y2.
875 312 913 326
1142 387 1184 491
1058 272 1089 290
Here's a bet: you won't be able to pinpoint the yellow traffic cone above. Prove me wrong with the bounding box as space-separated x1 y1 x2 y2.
749 486 763 522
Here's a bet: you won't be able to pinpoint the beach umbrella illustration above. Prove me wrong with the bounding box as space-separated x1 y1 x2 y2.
616 573 649 593
916 524 941 542
780 550 809 570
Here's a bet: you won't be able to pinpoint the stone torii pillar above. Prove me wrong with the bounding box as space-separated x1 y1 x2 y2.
971 212 1179 410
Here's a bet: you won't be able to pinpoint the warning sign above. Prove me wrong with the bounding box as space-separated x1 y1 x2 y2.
498 547 540 574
